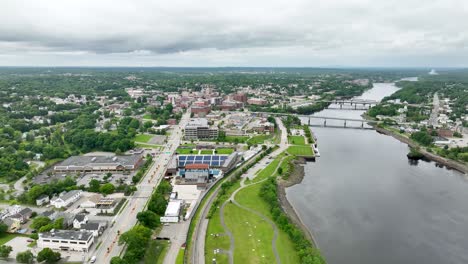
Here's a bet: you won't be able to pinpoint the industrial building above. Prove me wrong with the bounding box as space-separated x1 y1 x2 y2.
54 154 143 174
160 200 182 223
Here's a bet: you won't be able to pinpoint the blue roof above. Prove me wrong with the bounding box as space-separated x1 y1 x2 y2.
177 155 229 167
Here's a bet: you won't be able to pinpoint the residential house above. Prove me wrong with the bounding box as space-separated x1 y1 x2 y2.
36 195 50 206
73 214 88 229
50 190 82 209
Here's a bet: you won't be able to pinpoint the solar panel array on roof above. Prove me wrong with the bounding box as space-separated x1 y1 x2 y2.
178 155 228 167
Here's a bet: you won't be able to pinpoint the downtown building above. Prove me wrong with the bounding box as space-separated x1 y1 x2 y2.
184 118 219 140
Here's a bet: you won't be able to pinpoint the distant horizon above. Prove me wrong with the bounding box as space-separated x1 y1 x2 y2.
0 66 465 70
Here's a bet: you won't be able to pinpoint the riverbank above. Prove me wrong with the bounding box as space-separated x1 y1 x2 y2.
375 126 468 174
277 157 320 248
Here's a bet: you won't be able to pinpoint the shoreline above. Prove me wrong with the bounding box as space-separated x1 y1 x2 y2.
375 126 468 174
277 157 320 249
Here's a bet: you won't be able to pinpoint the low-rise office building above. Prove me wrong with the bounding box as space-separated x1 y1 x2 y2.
184 118 219 140
38 230 94 252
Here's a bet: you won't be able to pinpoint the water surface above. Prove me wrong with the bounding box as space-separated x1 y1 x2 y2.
287 82 468 264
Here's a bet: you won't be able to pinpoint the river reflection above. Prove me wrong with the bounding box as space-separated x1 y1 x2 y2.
287 82 468 264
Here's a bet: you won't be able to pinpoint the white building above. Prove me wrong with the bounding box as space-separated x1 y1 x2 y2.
73 214 88 229
50 190 82 209
38 230 94 252
160 200 182 223
36 195 50 206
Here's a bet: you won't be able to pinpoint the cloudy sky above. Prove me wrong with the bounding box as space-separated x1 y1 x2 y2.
0 0 467 67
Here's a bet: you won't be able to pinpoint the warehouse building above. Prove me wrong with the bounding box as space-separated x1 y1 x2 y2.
160 200 183 223
54 154 143 174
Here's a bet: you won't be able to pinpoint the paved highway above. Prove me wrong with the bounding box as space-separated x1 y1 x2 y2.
89 111 191 264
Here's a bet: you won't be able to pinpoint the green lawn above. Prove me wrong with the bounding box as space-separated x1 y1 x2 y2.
252 156 282 183
216 148 234 155
224 203 277 264
176 248 185 264
235 184 300 264
144 240 170 264
223 136 249 143
143 114 154 120
176 148 195 154
288 135 306 145
204 208 232 263
136 143 162 149
200 149 214 154
0 233 22 245
287 145 314 157
134 134 153 143
247 135 271 145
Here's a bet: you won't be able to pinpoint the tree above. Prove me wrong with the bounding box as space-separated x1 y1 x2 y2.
37 248 61 263
88 179 101 192
137 210 160 229
0 245 12 258
277 167 283 175
99 183 115 195
0 223 8 234
110 256 127 264
16 250 34 264
31 216 52 230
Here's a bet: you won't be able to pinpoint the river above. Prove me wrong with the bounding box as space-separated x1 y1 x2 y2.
287 82 468 264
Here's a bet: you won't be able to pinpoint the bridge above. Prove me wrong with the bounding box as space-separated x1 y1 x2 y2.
288 99 379 109
251 111 379 128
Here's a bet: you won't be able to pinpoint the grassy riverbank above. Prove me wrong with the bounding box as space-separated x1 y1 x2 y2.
204 150 324 264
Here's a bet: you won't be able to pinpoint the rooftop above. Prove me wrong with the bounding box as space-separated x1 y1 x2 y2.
55 154 142 168
39 230 93 241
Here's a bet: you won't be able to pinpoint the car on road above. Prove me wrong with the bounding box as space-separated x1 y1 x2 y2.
90 256 97 263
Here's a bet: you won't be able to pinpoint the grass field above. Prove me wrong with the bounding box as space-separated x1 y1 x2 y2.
222 135 249 143
235 184 300 264
176 148 195 154
287 145 314 156
0 234 22 245
252 156 282 183
200 149 214 154
247 135 271 145
136 143 162 149
134 134 153 143
144 240 170 264
288 135 306 145
175 248 185 264
216 148 234 155
204 208 232 262
143 114 154 120
224 203 277 264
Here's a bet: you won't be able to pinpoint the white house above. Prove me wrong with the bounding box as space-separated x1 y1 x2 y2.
36 195 50 206
38 230 94 252
50 190 82 209
73 214 88 229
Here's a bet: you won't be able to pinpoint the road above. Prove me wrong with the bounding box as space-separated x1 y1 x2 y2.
190 117 289 264
429 92 440 127
90 111 191 263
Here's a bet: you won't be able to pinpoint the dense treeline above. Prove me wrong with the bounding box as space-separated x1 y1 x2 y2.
260 177 325 264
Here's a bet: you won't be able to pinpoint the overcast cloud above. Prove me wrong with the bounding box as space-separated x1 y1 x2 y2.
0 0 467 67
